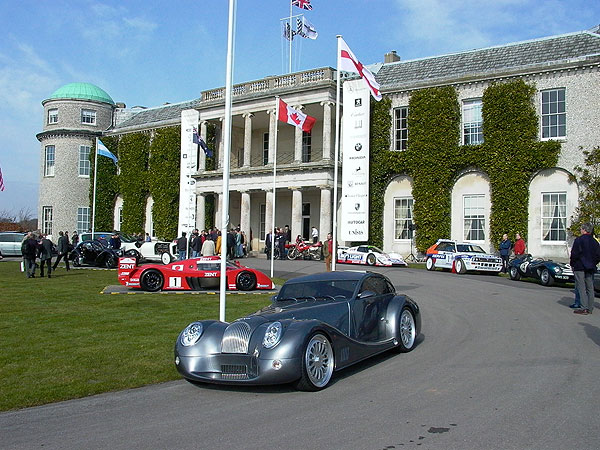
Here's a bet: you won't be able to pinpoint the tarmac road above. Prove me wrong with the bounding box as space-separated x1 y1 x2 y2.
2 259 599 450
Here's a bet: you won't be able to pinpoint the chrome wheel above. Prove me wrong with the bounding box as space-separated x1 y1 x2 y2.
539 268 553 286
366 253 376 266
399 308 416 351
305 334 334 388
426 257 434 271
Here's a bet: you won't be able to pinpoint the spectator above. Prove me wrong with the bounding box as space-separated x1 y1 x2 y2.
109 233 121 250
177 232 188 260
499 233 512 273
38 234 54 278
52 231 70 271
201 236 215 256
323 233 333 272
71 231 79 247
570 222 600 315
145 233 151 242
513 233 526 256
21 233 38 278
311 226 319 244
190 229 201 258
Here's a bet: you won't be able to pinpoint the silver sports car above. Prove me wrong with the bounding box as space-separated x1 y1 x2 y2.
174 271 421 391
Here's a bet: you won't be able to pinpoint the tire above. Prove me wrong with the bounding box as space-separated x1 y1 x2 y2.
509 266 521 281
235 271 256 291
105 256 117 269
395 307 417 353
295 333 334 391
539 268 554 286
366 253 377 266
161 252 173 265
455 258 466 274
72 256 81 267
425 257 435 271
125 249 141 262
140 269 164 292
287 247 298 260
311 250 322 261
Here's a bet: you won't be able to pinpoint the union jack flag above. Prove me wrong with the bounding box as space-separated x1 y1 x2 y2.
0 166 4 191
292 0 313 11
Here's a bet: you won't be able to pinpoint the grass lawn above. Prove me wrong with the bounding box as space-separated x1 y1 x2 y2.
0 261 275 411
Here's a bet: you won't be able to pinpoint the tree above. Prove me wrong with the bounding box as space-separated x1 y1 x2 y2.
570 146 600 234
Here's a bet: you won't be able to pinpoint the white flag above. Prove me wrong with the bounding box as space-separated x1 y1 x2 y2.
297 16 318 40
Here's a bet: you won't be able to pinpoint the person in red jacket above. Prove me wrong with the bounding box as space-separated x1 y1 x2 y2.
513 233 526 256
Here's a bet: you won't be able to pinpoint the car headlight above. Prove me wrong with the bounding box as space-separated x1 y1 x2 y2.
117 249 123 256
554 267 561 273
181 322 203 346
263 321 283 349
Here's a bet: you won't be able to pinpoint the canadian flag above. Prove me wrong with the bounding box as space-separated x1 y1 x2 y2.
278 99 316 132
339 38 382 101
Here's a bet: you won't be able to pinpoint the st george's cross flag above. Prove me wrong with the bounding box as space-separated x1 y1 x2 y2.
292 0 313 11
97 139 118 164
278 99 316 132
339 37 382 101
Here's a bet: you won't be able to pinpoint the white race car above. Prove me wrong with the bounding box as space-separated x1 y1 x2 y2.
337 245 408 267
121 239 178 264
425 239 502 274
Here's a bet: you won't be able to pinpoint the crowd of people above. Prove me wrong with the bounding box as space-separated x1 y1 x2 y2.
20 230 77 279
176 227 249 260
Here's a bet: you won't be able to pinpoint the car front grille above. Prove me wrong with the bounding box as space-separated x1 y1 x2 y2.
220 364 249 380
221 321 252 354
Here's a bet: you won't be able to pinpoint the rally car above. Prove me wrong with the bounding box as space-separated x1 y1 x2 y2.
425 239 502 274
337 245 408 267
118 256 275 292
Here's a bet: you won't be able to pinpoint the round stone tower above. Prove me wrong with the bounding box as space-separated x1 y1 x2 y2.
36 83 115 239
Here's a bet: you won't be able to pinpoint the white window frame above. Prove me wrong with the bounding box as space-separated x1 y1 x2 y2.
77 207 90 234
81 109 97 125
541 192 567 242
393 107 408 151
44 145 55 177
463 194 485 241
462 99 483 145
42 206 53 236
79 145 91 177
541 88 566 140
394 197 414 240
48 108 58 124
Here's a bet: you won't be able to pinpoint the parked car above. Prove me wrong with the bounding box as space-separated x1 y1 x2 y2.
337 245 407 266
174 270 421 390
425 239 502 274
118 255 274 292
69 239 133 269
0 232 26 256
81 231 176 264
508 254 574 286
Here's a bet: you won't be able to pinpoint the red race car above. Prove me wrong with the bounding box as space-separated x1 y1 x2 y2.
118 256 275 292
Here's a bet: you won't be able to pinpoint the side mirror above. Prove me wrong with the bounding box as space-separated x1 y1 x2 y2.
270 294 278 303
357 290 376 299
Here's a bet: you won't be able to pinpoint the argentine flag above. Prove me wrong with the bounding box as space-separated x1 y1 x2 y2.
97 139 118 164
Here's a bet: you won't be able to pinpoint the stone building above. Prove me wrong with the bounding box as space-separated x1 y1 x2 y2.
36 83 116 239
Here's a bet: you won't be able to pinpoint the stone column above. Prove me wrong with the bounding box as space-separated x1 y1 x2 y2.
214 193 222 230
242 113 253 168
290 187 303 241
198 121 208 171
319 186 332 241
321 101 333 160
265 190 274 238
196 193 206 231
218 118 225 169
294 105 303 163
267 109 276 164
240 191 251 236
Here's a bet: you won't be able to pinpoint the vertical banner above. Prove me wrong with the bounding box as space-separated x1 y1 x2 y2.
341 79 370 241
178 109 199 237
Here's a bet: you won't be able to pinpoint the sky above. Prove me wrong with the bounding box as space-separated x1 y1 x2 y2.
0 0 598 218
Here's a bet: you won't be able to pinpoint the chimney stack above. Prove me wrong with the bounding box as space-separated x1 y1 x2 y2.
384 50 401 63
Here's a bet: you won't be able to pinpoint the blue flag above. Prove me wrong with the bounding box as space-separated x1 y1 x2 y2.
97 139 118 164
193 127 214 158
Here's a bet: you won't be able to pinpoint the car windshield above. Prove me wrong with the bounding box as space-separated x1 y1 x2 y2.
369 247 384 254
456 244 485 253
277 280 358 301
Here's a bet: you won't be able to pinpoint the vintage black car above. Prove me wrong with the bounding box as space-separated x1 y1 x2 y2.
508 254 574 286
175 271 421 391
69 239 133 269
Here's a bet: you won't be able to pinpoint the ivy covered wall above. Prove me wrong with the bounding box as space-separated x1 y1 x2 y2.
369 79 561 253
90 136 119 231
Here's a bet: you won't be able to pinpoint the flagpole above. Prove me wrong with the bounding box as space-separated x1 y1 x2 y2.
270 97 280 277
220 0 236 322
288 1 293 73
332 35 342 272
92 137 99 239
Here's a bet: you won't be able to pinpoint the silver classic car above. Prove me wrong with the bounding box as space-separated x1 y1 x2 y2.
175 271 421 391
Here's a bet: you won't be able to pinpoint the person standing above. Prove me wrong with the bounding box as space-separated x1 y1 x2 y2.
190 229 201 258
570 222 600 315
22 233 38 278
109 232 121 250
38 234 54 278
201 236 215 256
71 231 79 247
513 233 526 256
311 226 319 244
499 233 512 273
323 233 333 272
52 231 70 271
145 233 151 242
177 232 188 260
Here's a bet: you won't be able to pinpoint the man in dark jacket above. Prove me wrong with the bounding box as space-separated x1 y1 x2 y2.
570 222 600 315
52 231 70 271
499 233 512 273
38 234 54 278
21 233 38 278
177 232 187 260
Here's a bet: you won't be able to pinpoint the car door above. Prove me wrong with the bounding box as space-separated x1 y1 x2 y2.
351 275 394 342
435 242 455 269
